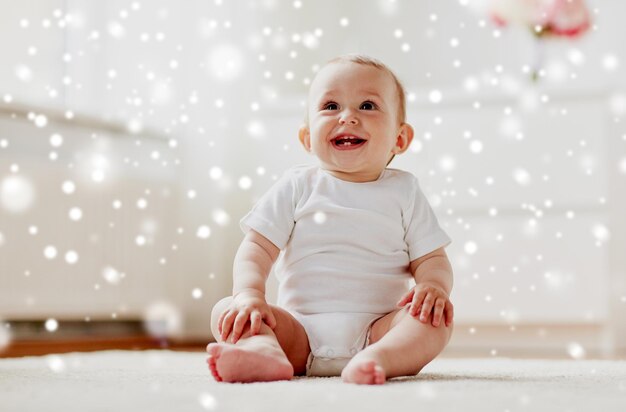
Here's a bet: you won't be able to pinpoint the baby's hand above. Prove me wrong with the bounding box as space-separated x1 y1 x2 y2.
218 289 277 344
396 282 453 327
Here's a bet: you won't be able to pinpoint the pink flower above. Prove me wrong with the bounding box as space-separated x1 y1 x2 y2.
489 0 591 38
543 0 591 37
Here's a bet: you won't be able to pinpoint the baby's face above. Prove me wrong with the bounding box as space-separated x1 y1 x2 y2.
299 61 412 183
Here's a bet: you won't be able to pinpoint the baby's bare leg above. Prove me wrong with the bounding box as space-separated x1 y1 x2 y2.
342 306 452 384
207 296 310 382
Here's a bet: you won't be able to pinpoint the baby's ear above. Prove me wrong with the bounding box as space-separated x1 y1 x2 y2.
298 125 312 152
392 123 414 155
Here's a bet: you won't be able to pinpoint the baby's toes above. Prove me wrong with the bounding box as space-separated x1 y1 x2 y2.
207 359 223 382
358 361 385 385
206 343 222 357
359 361 378 384
205 346 224 382
343 358 386 385
373 365 385 385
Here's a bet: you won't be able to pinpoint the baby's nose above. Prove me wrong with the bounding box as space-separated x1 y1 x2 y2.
339 111 359 125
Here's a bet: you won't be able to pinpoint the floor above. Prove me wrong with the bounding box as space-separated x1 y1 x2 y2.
1 350 625 412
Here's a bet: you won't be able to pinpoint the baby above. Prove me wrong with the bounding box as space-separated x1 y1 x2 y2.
207 54 454 385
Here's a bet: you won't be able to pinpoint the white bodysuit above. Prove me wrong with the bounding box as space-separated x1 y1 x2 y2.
240 164 451 376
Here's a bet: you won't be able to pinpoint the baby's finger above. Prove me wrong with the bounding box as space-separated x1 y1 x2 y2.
217 309 228 335
420 295 435 322
445 301 455 326
432 299 445 327
250 311 262 335
220 310 235 341
396 289 414 307
231 310 250 343
410 289 428 316
409 304 423 320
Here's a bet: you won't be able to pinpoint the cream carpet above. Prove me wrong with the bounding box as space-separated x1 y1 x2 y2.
1 350 625 411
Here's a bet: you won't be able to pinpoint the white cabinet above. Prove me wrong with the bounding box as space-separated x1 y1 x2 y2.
0 114 179 320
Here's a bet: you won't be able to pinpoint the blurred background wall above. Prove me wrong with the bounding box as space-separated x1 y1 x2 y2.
1 0 625 357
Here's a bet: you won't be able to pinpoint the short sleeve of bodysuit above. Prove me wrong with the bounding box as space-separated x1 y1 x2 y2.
403 176 451 261
239 169 299 250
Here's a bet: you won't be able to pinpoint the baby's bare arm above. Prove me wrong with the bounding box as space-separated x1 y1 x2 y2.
397 247 454 327
219 230 280 342
409 247 453 295
232 229 280 296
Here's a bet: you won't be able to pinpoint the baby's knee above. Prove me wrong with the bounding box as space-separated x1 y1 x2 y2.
210 296 233 332
428 319 453 349
444 320 454 344
417 315 454 347
211 296 232 320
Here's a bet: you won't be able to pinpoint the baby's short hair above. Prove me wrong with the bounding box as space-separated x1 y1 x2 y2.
314 54 407 125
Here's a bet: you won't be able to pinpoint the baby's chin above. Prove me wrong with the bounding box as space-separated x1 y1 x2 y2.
318 164 386 183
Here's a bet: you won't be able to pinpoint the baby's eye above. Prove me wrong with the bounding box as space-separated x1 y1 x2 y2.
322 102 339 110
360 101 377 110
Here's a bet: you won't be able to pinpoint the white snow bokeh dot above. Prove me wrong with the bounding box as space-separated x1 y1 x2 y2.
567 342 586 359
196 225 211 239
198 392 218 410
46 355 67 373
209 167 223 180
69 207 83 221
0 175 36 213
609 94 626 116
428 90 443 104
107 21 126 39
62 180 76 194
439 155 456 173
45 318 59 332
192 288 203 299
313 211 327 224
49 134 63 148
143 301 182 338
91 169 105 183
602 54 619 71
469 140 483 154
464 241 478 255
238 176 252 190
15 64 33 82
65 250 79 265
513 168 531 186
44 246 58 259
208 44 244 81
102 266 123 285
212 209 230 226
34 115 48 128
592 224 610 243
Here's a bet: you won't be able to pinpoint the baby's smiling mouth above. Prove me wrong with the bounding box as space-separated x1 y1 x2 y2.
331 135 367 148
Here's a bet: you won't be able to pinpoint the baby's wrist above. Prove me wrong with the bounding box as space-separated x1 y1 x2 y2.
416 280 448 294
233 288 265 299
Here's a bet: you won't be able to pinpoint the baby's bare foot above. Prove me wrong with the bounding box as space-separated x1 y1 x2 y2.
206 341 293 383
341 358 386 385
